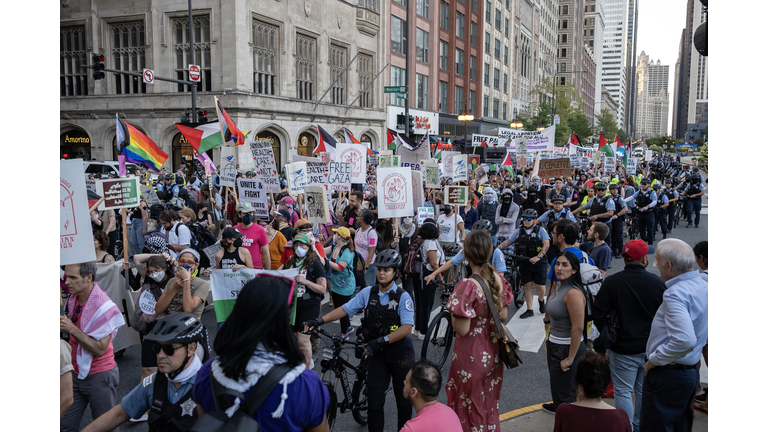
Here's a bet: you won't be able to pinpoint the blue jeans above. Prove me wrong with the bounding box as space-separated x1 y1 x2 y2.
686 198 702 226
364 265 377 287
129 219 146 257
608 350 646 431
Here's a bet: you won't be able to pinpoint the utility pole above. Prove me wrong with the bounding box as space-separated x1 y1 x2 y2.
187 0 198 123
404 0 411 137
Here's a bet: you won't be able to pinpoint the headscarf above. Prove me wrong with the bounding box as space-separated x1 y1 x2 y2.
500 188 514 217
145 235 169 255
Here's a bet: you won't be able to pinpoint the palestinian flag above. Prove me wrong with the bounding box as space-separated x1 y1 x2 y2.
387 128 399 151
481 139 488 147
598 132 614 157
501 149 515 175
175 122 225 153
568 132 582 148
614 135 628 165
215 96 245 145
313 125 338 160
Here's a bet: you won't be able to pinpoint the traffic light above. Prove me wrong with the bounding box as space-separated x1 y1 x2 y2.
181 109 191 124
197 109 208 123
396 114 405 130
408 115 415 133
91 53 105 80
694 0 707 56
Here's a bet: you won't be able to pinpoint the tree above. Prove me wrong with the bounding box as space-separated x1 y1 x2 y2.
648 145 662 153
617 129 629 144
595 109 618 140
521 77 589 146
567 109 593 142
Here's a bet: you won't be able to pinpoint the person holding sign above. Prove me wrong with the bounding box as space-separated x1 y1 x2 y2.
324 227 357 339
213 227 254 271
437 205 465 248
234 202 271 270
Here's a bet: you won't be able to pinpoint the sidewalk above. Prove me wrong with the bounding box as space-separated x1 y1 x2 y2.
500 398 708 431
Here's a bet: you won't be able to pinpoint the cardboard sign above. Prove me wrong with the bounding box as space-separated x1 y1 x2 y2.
237 178 270 219
604 156 617 174
410 170 424 213
445 185 468 205
98 178 141 210
328 161 352 191
379 154 394 168
423 163 441 188
473 167 488 185
336 143 367 183
140 185 161 206
219 146 238 187
626 158 638 175
292 155 328 188
61 159 97 265
452 155 468 182
537 158 572 180
210 268 299 322
286 162 307 196
202 242 223 270
580 156 590 169
377 167 414 218
417 207 433 225
569 154 580 171
472 134 499 147
304 186 330 223
249 140 281 193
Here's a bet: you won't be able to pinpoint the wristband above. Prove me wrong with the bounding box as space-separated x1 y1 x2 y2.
543 319 550 324
318 317 324 325
182 278 191 282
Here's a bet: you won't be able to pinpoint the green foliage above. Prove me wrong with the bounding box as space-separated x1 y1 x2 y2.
595 109 618 140
520 77 591 146
700 142 708 159
648 145 663 153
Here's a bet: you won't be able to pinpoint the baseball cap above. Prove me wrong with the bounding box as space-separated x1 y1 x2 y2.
293 233 313 245
237 202 256 213
221 227 244 239
332 227 351 239
621 239 656 260
280 197 295 206
295 219 311 230
276 209 291 221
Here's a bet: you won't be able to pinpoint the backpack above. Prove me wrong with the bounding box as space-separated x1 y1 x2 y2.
190 362 292 432
403 237 425 275
176 222 216 268
340 245 366 288
577 251 603 321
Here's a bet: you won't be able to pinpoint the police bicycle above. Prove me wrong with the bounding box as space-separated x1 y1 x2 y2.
305 326 370 430
420 280 456 369
503 253 527 309
443 243 467 286
575 213 592 244
624 209 641 241
675 195 689 227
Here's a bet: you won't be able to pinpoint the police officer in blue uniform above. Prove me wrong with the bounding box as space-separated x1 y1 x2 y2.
571 182 616 244
607 183 629 258
662 178 679 231
157 175 180 203
81 313 208 432
424 219 507 284
304 249 415 432
652 183 670 239
626 178 658 245
535 194 577 264
681 167 706 228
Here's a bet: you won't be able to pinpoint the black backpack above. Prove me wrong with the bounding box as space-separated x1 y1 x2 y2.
339 245 366 288
176 222 216 268
191 362 292 432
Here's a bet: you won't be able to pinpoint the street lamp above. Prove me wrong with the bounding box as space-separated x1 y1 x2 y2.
536 125 545 131
458 102 474 150
509 107 523 129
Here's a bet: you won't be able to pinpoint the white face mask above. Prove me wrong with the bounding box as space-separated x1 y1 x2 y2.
295 247 308 258
403 217 413 225
149 271 165 282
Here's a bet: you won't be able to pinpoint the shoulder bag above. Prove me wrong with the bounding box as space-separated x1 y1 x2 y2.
470 275 523 370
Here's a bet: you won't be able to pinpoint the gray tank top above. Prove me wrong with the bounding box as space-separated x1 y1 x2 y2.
547 279 584 339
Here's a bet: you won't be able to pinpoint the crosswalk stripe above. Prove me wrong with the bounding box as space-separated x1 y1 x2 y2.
506 295 547 353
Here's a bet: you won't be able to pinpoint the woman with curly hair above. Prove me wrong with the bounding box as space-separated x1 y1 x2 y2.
92 229 115 263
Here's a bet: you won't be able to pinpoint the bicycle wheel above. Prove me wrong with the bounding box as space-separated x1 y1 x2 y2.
351 375 368 425
420 311 454 369
325 381 337 430
513 270 525 308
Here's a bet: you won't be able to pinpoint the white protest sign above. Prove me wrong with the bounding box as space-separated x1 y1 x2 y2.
626 158 638 175
417 207 432 225
138 290 158 314
377 167 414 218
237 178 270 219
210 268 299 322
423 163 441 188
250 140 281 193
400 161 421 171
580 156 590 169
336 143 367 183
472 134 499 147
328 161 352 191
452 155 468 182
304 186 330 224
442 151 460 177
498 125 556 152
219 146 238 187
604 156 617 173
410 170 424 213
286 162 307 196
85 179 97 194
292 155 328 188
61 159 97 265
645 150 653 162
202 242 223 269
569 154 580 170
140 185 161 206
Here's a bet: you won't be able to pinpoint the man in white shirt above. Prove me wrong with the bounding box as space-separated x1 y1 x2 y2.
159 210 191 259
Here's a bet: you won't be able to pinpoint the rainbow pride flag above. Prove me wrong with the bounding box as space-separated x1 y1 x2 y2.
115 115 168 172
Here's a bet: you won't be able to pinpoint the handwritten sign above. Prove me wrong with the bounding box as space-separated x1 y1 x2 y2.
138 290 158 314
537 158 572 180
417 207 433 225
604 156 617 174
292 156 328 188
61 159 97 265
219 146 238 187
249 140 280 193
328 161 352 191
304 186 330 224
445 186 468 206
237 178 270 218
98 178 141 210
626 158 638 175
286 162 307 196
85 179 97 194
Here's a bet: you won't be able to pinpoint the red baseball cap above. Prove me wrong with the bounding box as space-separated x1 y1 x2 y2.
621 239 656 260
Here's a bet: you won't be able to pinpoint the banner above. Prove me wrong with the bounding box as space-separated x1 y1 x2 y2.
498 125 556 152
304 186 330 224
286 161 307 196
219 146 237 187
328 161 352 191
237 178 270 219
471 134 499 147
376 167 414 218
336 143 367 183
410 170 424 213
292 155 328 188
516 140 528 169
61 159 97 265
604 156 617 174
401 162 421 171
417 207 433 225
140 185 161 206
249 140 281 193
452 155 468 182
626 158 638 175
537 158 572 180
98 178 141 210
445 185 468 205
210 268 299 322
423 163 441 188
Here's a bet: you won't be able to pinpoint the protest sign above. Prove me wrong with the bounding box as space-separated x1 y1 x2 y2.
604 156 616 174
441 151 460 176
498 125 556 152
473 166 488 185
292 155 328 188
410 170 424 213
85 179 97 194
593 151 602 165
249 140 281 193
516 140 528 169
417 207 432 225
423 163 441 188
392 155 400 166
98 177 141 210
401 161 421 171
377 167 414 218
538 158 571 180
219 146 237 187
368 155 377 165
336 143 367 183
569 154 580 171
237 178 270 219
210 268 299 322
452 155 468 182
140 185 161 206
286 161 307 196
471 134 499 147
645 150 653 162
202 242 223 270
61 159 97 265
328 161 352 191
580 156 590 169
304 186 330 224
626 158 638 175
379 154 394 168
445 186 468 205
319 152 331 164
468 154 480 171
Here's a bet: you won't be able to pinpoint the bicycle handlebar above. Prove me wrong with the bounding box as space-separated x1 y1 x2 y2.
302 326 365 346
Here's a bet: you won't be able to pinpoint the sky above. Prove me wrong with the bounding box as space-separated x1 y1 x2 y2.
633 0 689 135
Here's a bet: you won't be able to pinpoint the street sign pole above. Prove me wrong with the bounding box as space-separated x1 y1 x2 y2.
187 0 198 123
404 0 410 137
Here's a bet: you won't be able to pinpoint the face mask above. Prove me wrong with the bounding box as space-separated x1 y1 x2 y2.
242 214 253 225
483 194 493 203
295 247 308 258
234 238 243 248
403 217 413 225
443 207 452 215
502 197 512 203
149 271 165 282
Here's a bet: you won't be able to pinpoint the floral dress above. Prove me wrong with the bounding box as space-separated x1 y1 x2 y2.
446 277 513 432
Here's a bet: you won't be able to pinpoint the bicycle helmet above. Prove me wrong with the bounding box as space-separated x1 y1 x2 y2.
641 177 651 184
444 243 463 255
144 313 208 378
608 183 619 190
372 249 402 268
595 182 608 191
550 194 565 203
652 183 661 190
521 208 539 219
472 219 493 232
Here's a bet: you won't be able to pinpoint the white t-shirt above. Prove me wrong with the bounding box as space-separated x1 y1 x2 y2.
421 239 446 272
437 214 464 243
354 226 377 265
164 221 191 258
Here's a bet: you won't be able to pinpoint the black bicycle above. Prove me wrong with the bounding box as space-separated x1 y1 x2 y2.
675 196 688 227
420 280 456 369
503 254 527 309
625 210 641 241
576 214 591 244
306 327 369 430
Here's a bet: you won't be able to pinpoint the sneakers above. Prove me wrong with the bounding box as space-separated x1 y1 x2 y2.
686 222 693 228
663 233 667 239
130 414 148 422
418 332 425 340
695 224 699 228
342 326 355 341
538 300 546 314
541 403 556 415
694 388 708 403
520 309 534 319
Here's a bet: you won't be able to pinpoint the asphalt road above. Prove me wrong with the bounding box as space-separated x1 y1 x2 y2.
77 211 708 432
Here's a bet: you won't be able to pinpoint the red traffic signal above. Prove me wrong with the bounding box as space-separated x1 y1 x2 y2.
91 53 105 80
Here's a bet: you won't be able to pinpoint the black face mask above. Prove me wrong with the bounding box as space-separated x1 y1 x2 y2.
502 197 512 204
443 206 452 215
234 238 243 248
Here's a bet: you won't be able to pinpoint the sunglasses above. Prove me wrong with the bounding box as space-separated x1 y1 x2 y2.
152 342 186 356
177 259 196 266
71 305 83 324
521 217 533 221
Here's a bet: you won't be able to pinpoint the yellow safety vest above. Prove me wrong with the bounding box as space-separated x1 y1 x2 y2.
581 195 590 214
